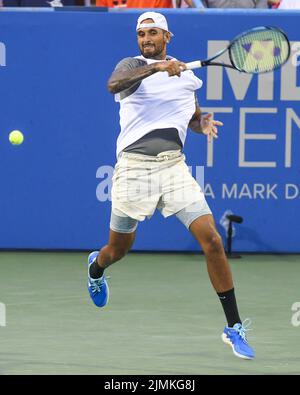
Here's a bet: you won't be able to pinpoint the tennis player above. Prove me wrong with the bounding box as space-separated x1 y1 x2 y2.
87 12 254 360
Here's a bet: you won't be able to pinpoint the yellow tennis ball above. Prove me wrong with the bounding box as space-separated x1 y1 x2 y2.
9 130 24 145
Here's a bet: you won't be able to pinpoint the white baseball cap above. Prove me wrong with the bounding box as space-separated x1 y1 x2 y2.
136 12 174 37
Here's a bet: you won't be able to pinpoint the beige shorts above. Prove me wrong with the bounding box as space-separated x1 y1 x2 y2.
111 150 211 221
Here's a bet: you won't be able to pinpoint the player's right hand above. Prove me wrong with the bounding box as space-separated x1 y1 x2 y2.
155 60 187 77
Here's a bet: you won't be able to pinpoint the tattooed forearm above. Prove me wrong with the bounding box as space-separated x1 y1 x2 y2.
107 64 159 94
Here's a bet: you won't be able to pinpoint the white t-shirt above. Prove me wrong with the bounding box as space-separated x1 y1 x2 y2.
115 55 203 156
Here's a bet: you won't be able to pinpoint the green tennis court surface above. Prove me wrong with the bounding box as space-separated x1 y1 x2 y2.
0 252 299 375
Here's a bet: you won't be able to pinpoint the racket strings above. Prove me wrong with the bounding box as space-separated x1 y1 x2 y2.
230 28 290 73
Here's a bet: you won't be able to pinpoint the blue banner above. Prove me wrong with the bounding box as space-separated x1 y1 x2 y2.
0 9 299 251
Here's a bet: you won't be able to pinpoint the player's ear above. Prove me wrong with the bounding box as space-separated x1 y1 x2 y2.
165 32 171 44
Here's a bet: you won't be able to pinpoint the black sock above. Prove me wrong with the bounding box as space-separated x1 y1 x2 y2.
89 258 104 279
217 288 241 328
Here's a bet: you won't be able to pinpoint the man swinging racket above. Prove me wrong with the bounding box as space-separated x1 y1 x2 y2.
87 12 254 360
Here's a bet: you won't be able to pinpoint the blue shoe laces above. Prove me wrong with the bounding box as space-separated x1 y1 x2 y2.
234 318 253 342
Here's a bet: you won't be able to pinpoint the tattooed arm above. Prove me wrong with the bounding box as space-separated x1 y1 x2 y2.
107 58 187 94
108 64 158 94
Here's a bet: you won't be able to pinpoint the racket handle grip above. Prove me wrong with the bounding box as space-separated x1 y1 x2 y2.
185 61 202 70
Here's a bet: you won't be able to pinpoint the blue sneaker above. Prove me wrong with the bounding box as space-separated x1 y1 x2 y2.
87 251 109 308
221 319 255 360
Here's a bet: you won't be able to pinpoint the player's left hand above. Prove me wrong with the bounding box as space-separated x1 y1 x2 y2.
200 113 223 143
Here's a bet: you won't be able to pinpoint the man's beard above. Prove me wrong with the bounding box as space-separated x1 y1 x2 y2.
140 45 162 59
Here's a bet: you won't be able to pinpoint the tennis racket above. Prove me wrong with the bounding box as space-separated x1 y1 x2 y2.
186 26 290 74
